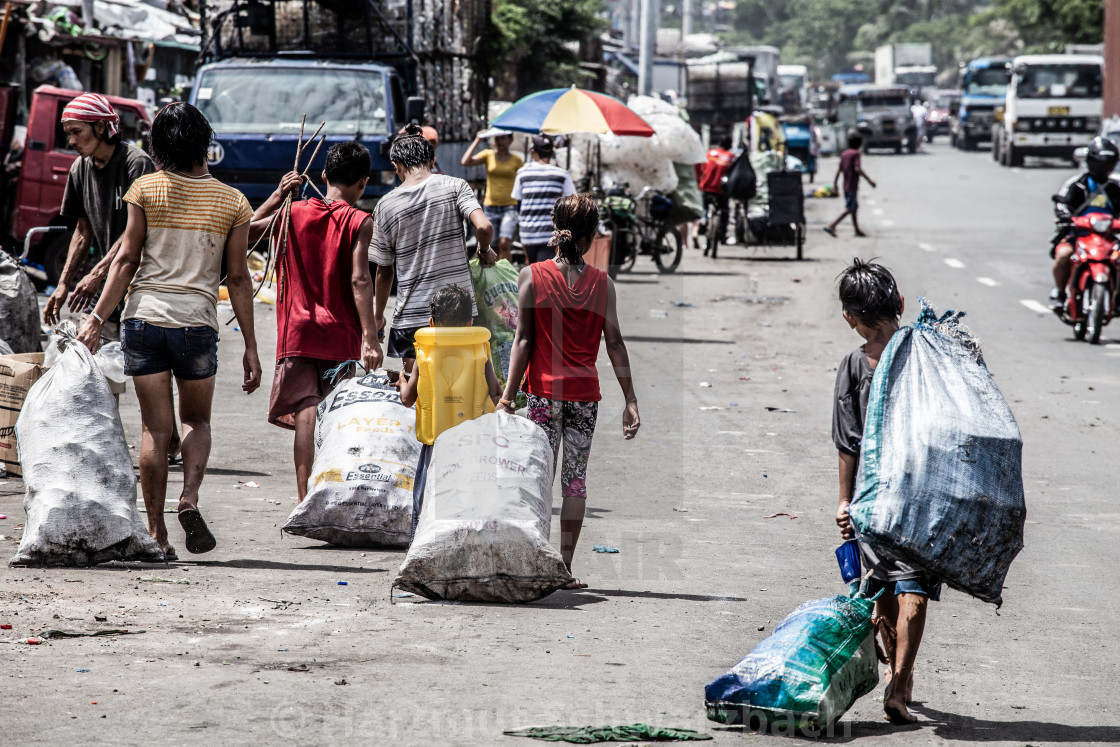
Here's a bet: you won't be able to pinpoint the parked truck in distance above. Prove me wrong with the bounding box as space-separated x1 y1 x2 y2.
194 0 489 206
840 84 919 154
875 43 937 97
777 64 809 114
951 57 1010 150
991 54 1102 167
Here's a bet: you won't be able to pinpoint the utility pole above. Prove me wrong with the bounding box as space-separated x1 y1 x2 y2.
638 0 656 95
1105 0 1120 118
682 0 692 45
629 0 640 55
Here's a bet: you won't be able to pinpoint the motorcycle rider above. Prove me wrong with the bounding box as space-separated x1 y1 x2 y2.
698 135 734 256
1050 136 1120 309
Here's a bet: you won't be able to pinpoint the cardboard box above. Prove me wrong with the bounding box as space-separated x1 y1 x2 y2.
0 352 44 477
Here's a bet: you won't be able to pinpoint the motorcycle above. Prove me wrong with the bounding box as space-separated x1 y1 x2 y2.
1055 213 1120 344
595 185 682 278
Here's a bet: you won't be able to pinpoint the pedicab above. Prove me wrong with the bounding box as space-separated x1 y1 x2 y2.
781 116 818 182
732 149 807 260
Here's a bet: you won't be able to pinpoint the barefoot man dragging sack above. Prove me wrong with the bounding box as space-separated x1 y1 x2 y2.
78 103 262 558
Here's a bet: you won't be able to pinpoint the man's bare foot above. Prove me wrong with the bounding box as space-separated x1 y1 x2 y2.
562 579 588 590
883 682 917 724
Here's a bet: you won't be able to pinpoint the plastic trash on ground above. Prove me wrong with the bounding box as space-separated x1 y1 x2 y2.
11 325 162 565
282 373 420 547
704 594 879 732
394 412 572 602
851 300 1026 606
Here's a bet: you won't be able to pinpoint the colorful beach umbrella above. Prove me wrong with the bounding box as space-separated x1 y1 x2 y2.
490 87 656 137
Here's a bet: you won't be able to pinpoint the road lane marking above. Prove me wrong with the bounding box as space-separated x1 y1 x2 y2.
944 258 965 269
1020 299 1052 314
976 277 1000 287
881 219 895 227
918 242 936 252
873 208 884 216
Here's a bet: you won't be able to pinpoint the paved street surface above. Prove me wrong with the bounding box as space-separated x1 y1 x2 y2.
2 143 1118 744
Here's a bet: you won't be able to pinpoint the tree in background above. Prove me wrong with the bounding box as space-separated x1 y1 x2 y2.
492 0 607 100
729 0 1104 80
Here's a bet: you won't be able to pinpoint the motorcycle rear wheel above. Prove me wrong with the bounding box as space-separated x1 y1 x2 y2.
654 226 683 274
1087 282 1107 345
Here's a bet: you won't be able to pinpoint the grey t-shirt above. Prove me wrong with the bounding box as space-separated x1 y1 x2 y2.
832 344 924 582
370 174 482 329
832 345 872 456
60 142 155 256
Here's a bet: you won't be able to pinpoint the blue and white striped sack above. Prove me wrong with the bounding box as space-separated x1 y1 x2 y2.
851 300 1026 607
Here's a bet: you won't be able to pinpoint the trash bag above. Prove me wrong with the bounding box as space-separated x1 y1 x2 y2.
704 595 879 732
851 300 1026 607
394 411 572 602
282 373 420 547
0 250 41 354
11 326 162 566
723 151 757 203
468 258 519 382
668 162 704 225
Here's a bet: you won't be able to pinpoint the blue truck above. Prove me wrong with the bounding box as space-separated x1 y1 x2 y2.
951 57 1010 151
190 0 489 206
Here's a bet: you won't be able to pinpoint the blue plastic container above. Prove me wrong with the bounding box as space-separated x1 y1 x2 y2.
835 540 861 584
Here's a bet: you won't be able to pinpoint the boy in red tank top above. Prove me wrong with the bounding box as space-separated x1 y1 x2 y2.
258 143 382 502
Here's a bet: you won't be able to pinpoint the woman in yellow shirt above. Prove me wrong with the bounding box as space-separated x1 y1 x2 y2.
462 129 523 261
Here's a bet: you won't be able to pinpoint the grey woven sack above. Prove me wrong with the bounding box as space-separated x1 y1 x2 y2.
850 301 1026 606
0 250 41 354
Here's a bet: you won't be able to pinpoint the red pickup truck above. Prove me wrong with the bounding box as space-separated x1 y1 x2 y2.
4 85 151 285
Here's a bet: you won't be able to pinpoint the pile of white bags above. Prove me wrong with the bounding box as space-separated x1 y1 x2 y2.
0 250 41 354
555 97 705 195
11 327 162 566
394 412 572 603
283 373 421 547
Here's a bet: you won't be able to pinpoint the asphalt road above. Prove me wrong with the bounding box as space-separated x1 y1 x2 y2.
1 142 1117 745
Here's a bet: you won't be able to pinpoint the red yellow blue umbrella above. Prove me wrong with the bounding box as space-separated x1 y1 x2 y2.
490 87 655 137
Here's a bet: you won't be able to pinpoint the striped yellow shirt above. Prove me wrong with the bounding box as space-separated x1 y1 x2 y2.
123 170 252 330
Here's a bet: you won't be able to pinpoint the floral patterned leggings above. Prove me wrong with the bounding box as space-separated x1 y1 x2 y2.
526 394 599 499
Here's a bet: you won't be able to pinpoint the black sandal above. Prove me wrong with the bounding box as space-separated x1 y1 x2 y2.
178 508 217 554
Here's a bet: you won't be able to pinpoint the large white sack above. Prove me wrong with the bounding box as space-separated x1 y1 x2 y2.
394 412 572 603
0 250 41 354
11 328 162 566
283 373 420 547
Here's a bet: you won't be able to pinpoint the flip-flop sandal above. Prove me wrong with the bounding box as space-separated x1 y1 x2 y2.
561 579 588 590
167 454 181 466
178 508 217 554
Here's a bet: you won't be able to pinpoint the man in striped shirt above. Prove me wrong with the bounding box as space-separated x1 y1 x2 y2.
511 136 576 264
372 125 493 372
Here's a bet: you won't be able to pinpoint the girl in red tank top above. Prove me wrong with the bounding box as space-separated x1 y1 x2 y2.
497 194 641 588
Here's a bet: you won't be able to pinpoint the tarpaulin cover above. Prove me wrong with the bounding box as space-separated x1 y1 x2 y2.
704 595 878 731
851 300 1026 606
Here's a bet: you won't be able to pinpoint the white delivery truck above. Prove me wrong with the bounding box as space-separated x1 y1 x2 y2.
874 43 937 96
778 64 809 113
992 54 1102 167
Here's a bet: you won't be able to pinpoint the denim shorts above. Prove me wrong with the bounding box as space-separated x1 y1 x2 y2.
866 575 942 602
484 204 518 242
121 319 219 380
844 191 859 212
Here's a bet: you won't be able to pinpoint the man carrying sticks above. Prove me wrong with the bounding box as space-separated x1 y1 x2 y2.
253 138 381 503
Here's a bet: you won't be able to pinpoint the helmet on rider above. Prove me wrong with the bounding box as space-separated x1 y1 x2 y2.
1085 136 1119 182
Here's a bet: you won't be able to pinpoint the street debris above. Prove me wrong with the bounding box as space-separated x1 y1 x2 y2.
259 597 300 610
671 301 694 308
243 481 261 488
40 629 144 639
592 546 620 554
698 406 724 411
762 513 798 520
138 576 190 584
698 382 712 388
504 724 712 742
649 309 669 318
764 407 797 413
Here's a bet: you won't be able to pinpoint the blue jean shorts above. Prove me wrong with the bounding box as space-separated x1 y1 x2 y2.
844 191 859 212
484 204 518 243
121 319 219 380
866 575 942 602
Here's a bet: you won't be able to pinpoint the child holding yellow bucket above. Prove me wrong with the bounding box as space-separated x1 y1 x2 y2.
497 194 640 589
397 285 502 534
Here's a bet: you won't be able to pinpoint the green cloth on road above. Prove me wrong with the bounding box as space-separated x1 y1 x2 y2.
504 724 713 743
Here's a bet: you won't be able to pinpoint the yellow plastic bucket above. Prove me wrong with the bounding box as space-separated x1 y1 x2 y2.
413 326 495 445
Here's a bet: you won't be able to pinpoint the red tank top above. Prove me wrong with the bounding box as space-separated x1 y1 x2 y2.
526 261 609 402
276 198 370 361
